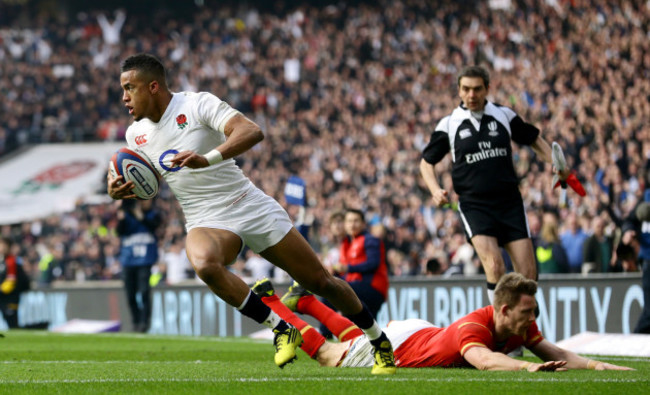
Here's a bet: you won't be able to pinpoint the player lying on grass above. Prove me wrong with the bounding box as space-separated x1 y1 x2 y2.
253 272 632 371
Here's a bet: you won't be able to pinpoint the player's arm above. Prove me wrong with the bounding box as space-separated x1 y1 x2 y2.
530 339 634 370
220 113 264 155
463 345 566 371
171 114 263 169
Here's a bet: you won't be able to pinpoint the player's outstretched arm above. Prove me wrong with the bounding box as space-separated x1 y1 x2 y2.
530 339 634 371
463 346 566 372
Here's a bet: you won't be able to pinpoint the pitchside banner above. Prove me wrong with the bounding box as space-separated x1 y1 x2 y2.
8 274 644 343
0 143 123 225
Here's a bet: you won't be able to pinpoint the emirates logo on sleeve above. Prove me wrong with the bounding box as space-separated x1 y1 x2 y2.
176 114 188 130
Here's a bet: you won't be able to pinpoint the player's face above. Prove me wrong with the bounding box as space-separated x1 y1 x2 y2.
506 294 537 337
344 212 365 237
120 70 155 121
458 76 488 112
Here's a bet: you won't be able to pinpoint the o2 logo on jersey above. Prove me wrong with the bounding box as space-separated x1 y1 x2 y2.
159 149 182 172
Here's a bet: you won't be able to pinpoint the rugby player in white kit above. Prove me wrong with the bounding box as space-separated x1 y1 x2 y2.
107 53 396 374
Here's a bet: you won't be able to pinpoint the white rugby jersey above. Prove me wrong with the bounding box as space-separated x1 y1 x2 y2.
125 92 254 227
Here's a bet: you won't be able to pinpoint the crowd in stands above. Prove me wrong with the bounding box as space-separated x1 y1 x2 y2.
0 0 648 285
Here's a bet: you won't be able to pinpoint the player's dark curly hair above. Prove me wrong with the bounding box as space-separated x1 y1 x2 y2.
121 53 167 85
457 65 490 88
493 272 537 309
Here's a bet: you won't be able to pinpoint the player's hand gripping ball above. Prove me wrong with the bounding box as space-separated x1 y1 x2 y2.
109 147 160 200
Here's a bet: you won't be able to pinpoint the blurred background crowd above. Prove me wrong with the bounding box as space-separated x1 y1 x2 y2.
0 0 648 286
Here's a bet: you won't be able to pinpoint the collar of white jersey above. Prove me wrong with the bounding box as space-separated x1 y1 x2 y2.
157 92 180 124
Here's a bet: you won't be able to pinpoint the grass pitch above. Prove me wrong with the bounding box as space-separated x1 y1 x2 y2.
0 330 648 394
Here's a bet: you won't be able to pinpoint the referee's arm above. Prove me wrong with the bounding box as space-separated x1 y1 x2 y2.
529 135 553 166
530 135 570 179
420 159 448 208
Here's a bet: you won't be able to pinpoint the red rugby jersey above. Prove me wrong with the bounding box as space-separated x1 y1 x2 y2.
394 305 544 368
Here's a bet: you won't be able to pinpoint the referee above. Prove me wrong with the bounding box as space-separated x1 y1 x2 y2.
419 65 569 304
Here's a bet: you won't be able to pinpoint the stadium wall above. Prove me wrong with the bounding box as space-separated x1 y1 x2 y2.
6 273 644 342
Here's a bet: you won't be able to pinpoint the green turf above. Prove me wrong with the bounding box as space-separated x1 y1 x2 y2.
0 330 648 394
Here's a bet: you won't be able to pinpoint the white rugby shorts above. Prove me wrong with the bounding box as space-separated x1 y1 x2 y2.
187 186 293 253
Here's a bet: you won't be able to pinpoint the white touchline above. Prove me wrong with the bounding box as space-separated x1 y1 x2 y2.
0 377 648 384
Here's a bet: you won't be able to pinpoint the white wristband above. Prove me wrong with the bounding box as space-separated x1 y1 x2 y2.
204 149 223 165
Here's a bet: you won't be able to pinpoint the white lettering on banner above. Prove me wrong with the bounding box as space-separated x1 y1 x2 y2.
451 287 467 323
202 293 216 335
536 287 557 343
557 287 579 340
421 288 428 320
218 296 227 337
150 292 164 333
179 291 192 335
17 291 68 329
24 283 636 338
165 291 178 335
467 287 476 312
622 285 644 333
387 287 428 321
534 286 643 342
579 288 587 333
432 286 483 328
591 287 611 333
421 285 638 342
434 287 450 327
149 290 242 336
193 291 201 336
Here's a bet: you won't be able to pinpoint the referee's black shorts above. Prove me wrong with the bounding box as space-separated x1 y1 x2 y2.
458 196 530 246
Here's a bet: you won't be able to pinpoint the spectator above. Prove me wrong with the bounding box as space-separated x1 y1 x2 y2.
244 249 272 282
320 209 346 275
622 201 650 333
116 199 162 333
161 234 192 285
582 215 614 274
0 237 30 328
96 9 126 46
334 208 389 319
424 257 446 276
560 212 589 274
536 212 569 274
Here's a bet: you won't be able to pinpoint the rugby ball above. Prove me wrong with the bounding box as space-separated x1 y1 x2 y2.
110 147 160 200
